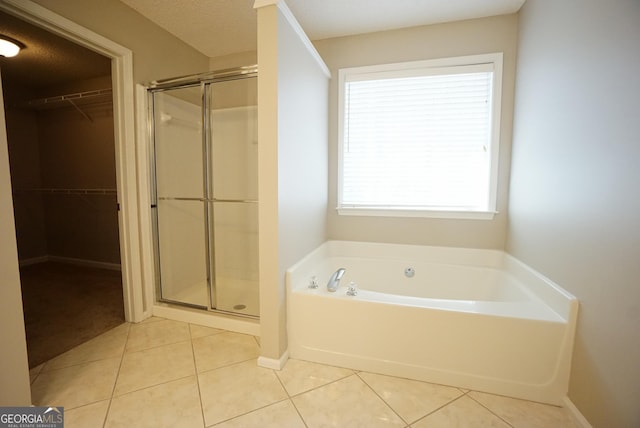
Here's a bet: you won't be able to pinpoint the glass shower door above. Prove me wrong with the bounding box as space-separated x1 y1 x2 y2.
208 77 259 316
150 70 259 317
152 85 209 308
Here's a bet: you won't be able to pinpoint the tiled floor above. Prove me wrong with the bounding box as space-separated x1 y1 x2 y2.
29 317 577 427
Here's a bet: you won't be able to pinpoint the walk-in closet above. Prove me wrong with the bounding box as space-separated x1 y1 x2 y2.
1 10 124 368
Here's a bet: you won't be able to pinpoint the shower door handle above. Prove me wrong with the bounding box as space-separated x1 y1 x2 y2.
157 196 257 203
211 198 258 204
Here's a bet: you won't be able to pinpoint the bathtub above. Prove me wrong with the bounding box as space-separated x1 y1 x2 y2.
285 241 578 405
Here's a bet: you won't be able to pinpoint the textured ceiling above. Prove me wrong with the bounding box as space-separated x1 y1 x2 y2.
288 0 526 40
0 0 525 92
0 10 111 90
120 0 525 58
120 0 257 58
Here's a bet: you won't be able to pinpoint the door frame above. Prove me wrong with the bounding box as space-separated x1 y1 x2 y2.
0 0 149 322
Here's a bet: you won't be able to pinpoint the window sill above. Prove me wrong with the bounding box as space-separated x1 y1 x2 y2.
337 207 497 220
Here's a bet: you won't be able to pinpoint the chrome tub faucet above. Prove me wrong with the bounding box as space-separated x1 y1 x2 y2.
327 268 346 292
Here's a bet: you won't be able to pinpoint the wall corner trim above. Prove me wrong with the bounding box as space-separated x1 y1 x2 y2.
563 396 593 428
254 0 331 78
257 351 290 370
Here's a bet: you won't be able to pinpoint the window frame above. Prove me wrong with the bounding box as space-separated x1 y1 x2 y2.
337 53 503 220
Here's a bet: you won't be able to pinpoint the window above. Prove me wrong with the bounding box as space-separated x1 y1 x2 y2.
338 53 502 219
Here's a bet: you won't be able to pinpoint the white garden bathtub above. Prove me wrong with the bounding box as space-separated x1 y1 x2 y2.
285 240 578 405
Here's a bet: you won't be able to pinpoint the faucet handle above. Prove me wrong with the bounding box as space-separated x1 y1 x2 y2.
346 281 358 296
309 275 319 289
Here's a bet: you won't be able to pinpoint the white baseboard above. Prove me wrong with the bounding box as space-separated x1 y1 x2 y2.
47 255 121 271
19 255 121 271
19 256 49 267
563 396 593 428
257 351 289 370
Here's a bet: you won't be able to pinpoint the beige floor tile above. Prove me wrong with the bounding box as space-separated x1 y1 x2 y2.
213 400 306 428
192 331 259 373
412 396 510 428
138 316 166 324
292 374 405 428
189 323 224 339
198 359 287 426
44 323 130 371
64 400 110 428
360 372 464 424
469 391 577 428
31 357 121 409
114 340 195 396
126 319 190 352
276 359 353 396
106 376 204 428
29 363 45 384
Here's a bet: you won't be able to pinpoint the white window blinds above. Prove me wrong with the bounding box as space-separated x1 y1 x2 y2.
339 59 500 214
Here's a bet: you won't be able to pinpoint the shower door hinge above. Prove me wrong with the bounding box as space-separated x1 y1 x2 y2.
117 203 121 211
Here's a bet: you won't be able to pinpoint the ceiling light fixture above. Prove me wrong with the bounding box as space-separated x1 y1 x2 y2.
0 36 23 58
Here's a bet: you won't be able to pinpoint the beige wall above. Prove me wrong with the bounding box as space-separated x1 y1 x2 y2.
314 14 518 249
209 50 257 71
276 3 329 335
33 0 210 84
258 4 329 360
4 84 48 261
5 76 121 264
0 71 32 406
38 77 120 264
507 1 640 426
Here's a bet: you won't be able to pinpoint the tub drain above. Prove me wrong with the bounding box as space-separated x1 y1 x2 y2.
233 304 247 310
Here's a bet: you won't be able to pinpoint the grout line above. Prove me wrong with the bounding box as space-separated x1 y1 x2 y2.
123 337 193 356
110 333 198 398
62 398 111 413
124 319 195 354
38 344 131 373
206 398 292 427
194 343 290 426
286 371 356 399
271 370 310 428
276 374 358 426
411 394 469 426
355 372 409 426
466 392 515 428
189 334 208 428
195 355 260 376
270 365 309 427
136 316 167 325
272 366 291 398
28 365 45 385
288 398 311 428
102 322 132 428
111 373 197 399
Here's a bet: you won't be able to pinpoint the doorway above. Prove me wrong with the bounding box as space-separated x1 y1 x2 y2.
1 9 124 367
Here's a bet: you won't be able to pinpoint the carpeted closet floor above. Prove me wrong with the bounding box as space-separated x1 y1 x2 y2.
19 262 125 368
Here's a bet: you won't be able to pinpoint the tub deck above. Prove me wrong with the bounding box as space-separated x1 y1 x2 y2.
286 241 578 405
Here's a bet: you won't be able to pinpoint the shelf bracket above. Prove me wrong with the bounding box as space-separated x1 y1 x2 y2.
66 99 93 122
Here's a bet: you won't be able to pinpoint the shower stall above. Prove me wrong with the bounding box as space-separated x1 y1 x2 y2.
148 66 258 318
